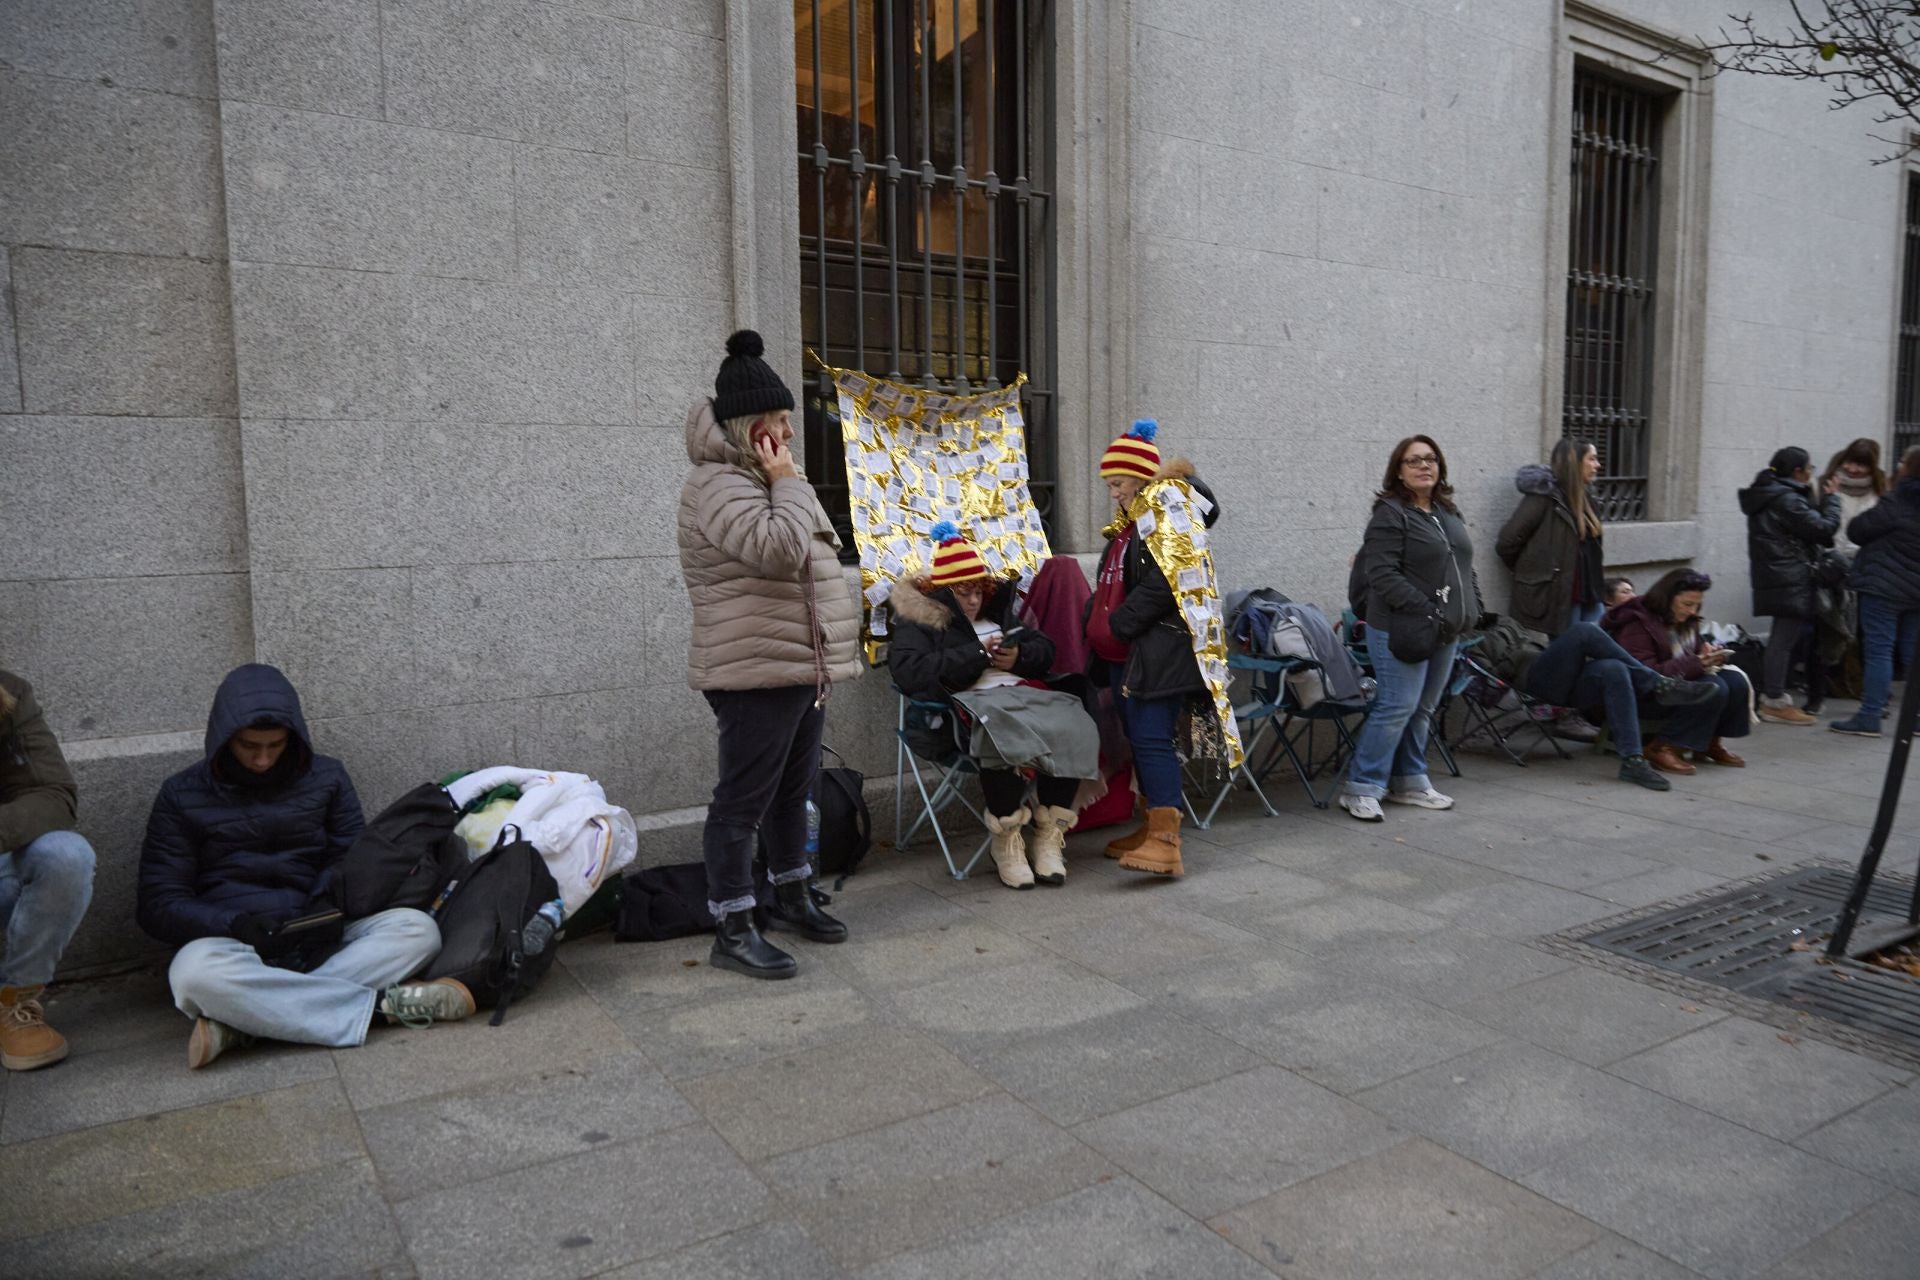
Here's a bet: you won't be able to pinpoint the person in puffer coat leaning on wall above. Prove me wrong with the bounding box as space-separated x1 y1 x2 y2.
678 331 863 980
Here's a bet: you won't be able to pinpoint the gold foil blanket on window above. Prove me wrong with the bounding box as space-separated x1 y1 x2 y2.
825 366 1051 661
1102 480 1244 769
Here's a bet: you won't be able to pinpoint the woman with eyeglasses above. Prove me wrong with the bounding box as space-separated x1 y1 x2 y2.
1497 438 1608 635
1603 569 1752 772
1341 436 1480 822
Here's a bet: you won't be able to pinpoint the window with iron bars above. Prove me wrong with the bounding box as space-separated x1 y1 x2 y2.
1563 68 1663 523
796 0 1054 557
1896 172 1920 463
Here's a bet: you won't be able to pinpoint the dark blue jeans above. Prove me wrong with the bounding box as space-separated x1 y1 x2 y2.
1858 593 1920 723
1110 668 1184 809
1650 668 1753 752
1520 623 1661 758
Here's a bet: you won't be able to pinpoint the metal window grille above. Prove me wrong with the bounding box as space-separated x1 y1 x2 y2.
796 0 1054 555
1563 69 1662 522
1896 172 1920 462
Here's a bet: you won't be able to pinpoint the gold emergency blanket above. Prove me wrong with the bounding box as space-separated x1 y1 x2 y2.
1103 479 1243 769
826 366 1051 657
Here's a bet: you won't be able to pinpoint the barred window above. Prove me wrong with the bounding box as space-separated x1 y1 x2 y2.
1897 173 1920 463
795 0 1055 554
1563 68 1663 523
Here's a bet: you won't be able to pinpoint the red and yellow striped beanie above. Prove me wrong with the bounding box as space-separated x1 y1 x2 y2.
1100 419 1161 480
927 521 991 588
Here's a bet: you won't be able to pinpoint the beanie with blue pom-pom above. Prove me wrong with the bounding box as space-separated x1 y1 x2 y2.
1100 418 1161 481
926 519 992 588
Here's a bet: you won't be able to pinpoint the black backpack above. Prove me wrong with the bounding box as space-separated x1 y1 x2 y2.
326 782 467 917
420 831 560 1025
814 751 871 884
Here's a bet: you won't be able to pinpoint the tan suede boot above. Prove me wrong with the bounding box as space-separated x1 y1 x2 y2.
984 807 1035 889
1118 807 1184 877
1 985 70 1071
1028 804 1076 886
1103 795 1150 859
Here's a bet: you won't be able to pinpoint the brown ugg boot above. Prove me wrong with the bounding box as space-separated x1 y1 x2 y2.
1117 807 1184 877
1 985 69 1071
1103 796 1150 859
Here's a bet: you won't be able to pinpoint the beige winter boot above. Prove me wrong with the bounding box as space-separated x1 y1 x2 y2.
1028 805 1076 886
984 807 1035 889
1 985 70 1071
1117 807 1185 877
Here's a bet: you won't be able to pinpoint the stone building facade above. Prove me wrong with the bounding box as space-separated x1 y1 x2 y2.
2 0 1911 971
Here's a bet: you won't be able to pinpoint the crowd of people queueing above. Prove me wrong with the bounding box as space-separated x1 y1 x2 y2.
3 334 1918 1073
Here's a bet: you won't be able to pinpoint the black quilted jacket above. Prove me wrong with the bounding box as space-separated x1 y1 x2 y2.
1848 478 1920 610
137 664 364 946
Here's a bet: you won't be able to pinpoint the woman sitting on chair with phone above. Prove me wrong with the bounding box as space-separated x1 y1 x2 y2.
888 523 1100 890
1603 568 1753 773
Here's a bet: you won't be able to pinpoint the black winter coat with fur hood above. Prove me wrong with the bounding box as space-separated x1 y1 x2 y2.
887 578 1055 702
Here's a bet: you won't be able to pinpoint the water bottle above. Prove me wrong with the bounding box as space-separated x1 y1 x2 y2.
804 793 821 864
522 897 565 956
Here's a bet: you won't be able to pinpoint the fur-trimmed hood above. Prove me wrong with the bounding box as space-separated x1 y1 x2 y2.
1515 463 1557 498
1154 457 1196 483
888 576 1017 631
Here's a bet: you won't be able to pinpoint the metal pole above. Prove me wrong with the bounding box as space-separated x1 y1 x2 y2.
849 0 867 371
950 0 969 389
882 0 902 379
918 0 935 385
1826 666 1920 956
982 0 998 386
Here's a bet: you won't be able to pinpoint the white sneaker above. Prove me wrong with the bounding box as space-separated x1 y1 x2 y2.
1386 787 1454 810
1339 794 1385 822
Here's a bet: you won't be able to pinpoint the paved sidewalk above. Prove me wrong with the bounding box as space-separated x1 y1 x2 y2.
5 706 1919 1279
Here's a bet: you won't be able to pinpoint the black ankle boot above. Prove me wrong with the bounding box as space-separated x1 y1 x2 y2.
765 879 849 944
710 911 798 979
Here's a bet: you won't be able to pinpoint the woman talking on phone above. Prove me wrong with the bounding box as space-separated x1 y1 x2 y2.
678 331 863 980
1603 569 1752 773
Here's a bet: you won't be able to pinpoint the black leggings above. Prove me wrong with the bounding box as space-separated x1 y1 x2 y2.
980 769 1079 818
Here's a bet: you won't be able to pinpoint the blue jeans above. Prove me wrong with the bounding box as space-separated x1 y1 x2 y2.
1568 600 1606 629
168 908 440 1047
1521 622 1661 758
0 830 96 987
1345 630 1457 800
1858 594 1920 722
1650 668 1753 752
1110 668 1184 809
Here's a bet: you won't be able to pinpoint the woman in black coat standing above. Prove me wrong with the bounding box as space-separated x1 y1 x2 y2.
1831 446 1920 737
1738 446 1841 724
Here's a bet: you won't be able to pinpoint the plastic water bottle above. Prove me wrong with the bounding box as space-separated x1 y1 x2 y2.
804 793 821 864
522 898 565 956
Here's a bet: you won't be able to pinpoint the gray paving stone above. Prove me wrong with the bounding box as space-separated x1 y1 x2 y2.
1795 1084 1920 1194
1355 1041 1709 1179
4 1157 408 1278
1074 1065 1402 1218
1 415 245 581
883 959 1146 1052
214 0 384 117
757 1094 1111 1268
1028 903 1269 978
1319 928 1571 1009
381 0 626 152
1320 841 1510 906
957 1003 1264 1126
360 1049 696 1198
1533 1236 1707 1279
859 1176 1275 1280
600 1220 848 1280
0 1079 361 1239
1435 828 1670 891
395 1123 770 1280
13 248 235 416
1607 1016 1910 1141
223 103 516 278
1212 1137 1601 1280
1581 864 1734 909
1758 1192 1920 1280
1455 966 1727 1068
37 967 182 1054
814 916 1041 994
0 71 224 257
1519 1107 1884 1280
0 0 216 96
810 879 978 941
609 969 897 1080
0 245 16 413
1227 888 1448 952
678 1029 995 1162
0 1029 336 1144
1236 981 1508 1094
1406 878 1622 939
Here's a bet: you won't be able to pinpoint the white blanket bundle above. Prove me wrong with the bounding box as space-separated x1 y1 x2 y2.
445 766 639 915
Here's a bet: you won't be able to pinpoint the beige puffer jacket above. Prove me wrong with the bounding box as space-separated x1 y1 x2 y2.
677 399 864 692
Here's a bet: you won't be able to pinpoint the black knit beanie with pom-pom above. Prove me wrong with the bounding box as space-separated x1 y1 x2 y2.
711 329 795 423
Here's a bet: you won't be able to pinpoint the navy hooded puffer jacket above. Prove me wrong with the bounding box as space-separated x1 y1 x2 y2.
137 664 365 947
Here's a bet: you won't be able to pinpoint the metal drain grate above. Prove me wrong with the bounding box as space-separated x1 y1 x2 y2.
1553 863 1920 1067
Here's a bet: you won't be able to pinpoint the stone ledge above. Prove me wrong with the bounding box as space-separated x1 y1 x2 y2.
1604 520 1701 568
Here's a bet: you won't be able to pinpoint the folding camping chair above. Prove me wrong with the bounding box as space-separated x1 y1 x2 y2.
1185 653 1296 828
1250 656 1373 808
891 689 996 880
1437 643 1571 767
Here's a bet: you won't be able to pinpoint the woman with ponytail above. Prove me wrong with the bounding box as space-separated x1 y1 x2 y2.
1497 438 1608 636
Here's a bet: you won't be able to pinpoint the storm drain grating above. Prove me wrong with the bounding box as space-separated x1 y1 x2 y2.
1544 863 1920 1070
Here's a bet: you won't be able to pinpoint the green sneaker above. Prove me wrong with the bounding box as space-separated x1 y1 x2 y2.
187 1016 253 1070
377 978 476 1029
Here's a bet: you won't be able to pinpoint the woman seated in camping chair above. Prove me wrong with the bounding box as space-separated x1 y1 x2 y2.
888 523 1101 890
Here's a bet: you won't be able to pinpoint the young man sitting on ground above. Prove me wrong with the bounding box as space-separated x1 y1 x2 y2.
138 664 472 1069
